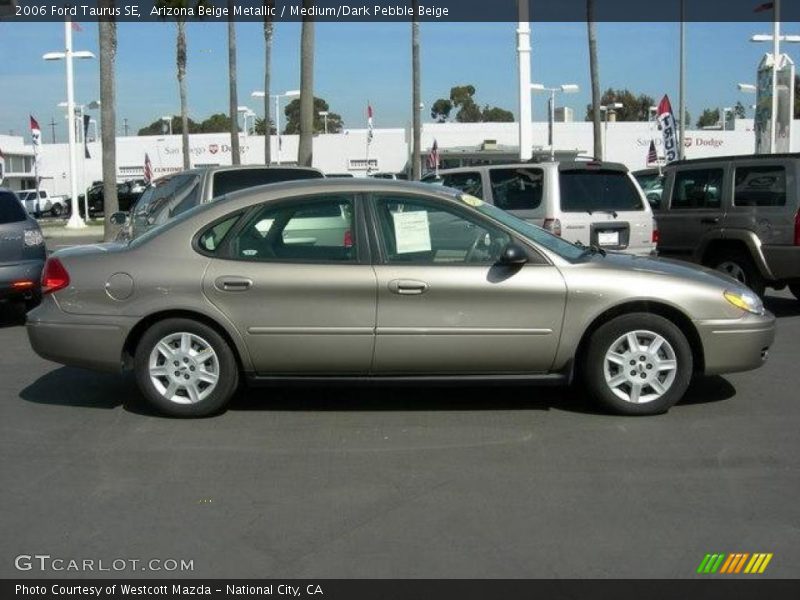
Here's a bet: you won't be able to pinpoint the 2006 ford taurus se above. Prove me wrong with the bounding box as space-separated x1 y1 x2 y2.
27 179 775 417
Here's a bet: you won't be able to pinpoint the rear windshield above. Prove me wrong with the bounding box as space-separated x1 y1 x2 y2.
559 170 644 213
0 191 27 224
212 168 323 197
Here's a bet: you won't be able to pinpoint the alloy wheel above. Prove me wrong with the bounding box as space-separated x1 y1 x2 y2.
603 330 678 404
148 332 220 405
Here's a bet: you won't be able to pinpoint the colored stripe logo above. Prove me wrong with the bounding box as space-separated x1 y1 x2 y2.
697 553 773 574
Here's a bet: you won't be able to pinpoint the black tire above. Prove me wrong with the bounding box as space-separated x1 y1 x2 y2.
583 313 693 416
708 249 766 297
789 282 800 302
134 318 239 417
50 204 63 218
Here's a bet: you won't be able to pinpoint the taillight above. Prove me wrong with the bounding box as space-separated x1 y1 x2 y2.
652 219 660 244
41 258 70 294
343 229 353 248
794 210 800 246
543 218 562 236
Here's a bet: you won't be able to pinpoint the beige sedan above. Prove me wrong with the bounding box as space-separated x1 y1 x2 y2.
27 179 775 417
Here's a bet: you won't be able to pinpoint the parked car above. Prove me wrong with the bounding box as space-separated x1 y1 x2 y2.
423 161 657 255
633 168 665 208
116 165 324 240
0 188 46 310
27 179 774 417
653 153 800 299
16 189 68 218
80 179 147 217
370 172 408 180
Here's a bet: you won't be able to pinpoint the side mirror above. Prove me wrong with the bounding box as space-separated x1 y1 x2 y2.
109 212 129 227
499 242 529 266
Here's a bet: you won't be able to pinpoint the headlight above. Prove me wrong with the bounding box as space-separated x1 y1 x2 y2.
724 290 764 315
23 229 44 247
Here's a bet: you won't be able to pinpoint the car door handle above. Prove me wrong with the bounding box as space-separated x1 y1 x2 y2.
215 276 253 292
701 217 720 225
388 279 429 295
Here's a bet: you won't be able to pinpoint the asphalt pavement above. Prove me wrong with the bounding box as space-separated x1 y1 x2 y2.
0 290 798 579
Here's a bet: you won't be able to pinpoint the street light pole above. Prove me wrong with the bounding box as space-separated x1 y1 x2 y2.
517 0 532 161
679 0 686 160
772 0 781 154
531 83 579 162
64 21 82 228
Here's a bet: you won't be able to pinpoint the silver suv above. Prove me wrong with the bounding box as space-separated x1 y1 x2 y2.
653 154 800 299
423 161 657 256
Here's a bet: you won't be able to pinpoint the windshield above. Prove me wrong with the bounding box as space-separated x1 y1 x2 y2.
457 194 585 261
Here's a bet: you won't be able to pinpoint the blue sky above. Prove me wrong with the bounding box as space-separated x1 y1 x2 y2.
0 20 793 140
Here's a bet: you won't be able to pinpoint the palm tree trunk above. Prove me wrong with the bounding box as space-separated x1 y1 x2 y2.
177 19 190 170
298 0 314 167
263 4 274 165
227 2 240 165
98 4 118 241
587 0 602 160
411 6 421 181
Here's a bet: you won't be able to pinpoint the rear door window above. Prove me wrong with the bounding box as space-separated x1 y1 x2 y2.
734 165 786 207
559 170 644 213
212 168 323 198
438 172 484 199
489 168 544 211
671 168 724 209
131 173 202 236
0 191 27 224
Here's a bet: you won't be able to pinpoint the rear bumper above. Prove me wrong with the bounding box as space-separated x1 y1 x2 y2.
0 260 44 302
694 312 776 375
761 245 800 281
26 296 134 373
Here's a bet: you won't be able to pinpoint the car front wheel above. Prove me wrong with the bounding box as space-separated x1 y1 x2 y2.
709 251 765 297
134 318 239 417
584 313 693 415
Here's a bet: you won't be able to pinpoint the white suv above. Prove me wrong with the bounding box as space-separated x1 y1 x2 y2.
423 161 657 255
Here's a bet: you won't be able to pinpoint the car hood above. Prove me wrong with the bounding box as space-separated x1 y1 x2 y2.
591 252 741 290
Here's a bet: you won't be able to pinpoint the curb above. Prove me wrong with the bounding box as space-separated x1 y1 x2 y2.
42 226 105 239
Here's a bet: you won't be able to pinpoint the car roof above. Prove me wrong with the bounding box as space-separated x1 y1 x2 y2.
433 160 629 174
186 164 324 175
667 153 800 168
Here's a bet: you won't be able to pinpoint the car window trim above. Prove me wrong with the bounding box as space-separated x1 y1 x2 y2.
212 193 370 266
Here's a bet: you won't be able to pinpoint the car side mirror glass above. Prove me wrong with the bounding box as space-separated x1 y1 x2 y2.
499 242 528 266
109 212 129 226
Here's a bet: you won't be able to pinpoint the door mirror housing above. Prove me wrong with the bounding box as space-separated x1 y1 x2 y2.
499 243 529 266
109 211 129 227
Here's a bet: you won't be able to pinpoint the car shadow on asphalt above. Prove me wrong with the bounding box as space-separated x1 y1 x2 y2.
764 296 800 318
0 304 27 329
19 368 737 417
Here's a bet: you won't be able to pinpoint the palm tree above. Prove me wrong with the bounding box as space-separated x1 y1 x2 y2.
263 1 274 165
156 1 193 169
411 3 421 180
587 0 602 160
98 0 118 241
298 0 314 167
227 0 240 165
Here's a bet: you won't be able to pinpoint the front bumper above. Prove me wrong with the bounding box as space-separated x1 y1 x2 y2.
0 259 44 303
694 312 776 376
26 296 135 373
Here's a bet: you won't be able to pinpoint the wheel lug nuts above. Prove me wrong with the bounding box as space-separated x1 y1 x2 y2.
183 358 189 363
639 356 646 361
173 361 179 367
190 366 195 372
629 360 636 366
647 364 653 369
184 374 190 380
630 370 636 376
174 371 180 376
640 373 647 379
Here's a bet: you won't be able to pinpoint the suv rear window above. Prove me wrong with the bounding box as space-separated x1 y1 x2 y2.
212 168 323 198
489 168 543 211
559 170 644 213
734 165 786 207
0 191 27 224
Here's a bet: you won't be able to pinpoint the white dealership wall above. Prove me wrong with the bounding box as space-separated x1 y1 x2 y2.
11 118 798 197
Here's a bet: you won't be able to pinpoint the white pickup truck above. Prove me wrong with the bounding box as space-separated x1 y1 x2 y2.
16 190 69 218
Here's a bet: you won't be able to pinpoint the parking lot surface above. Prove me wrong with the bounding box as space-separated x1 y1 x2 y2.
1 289 798 579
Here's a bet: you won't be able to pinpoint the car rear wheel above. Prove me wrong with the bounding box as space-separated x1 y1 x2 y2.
709 250 765 297
50 204 63 218
584 313 693 415
134 318 239 417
